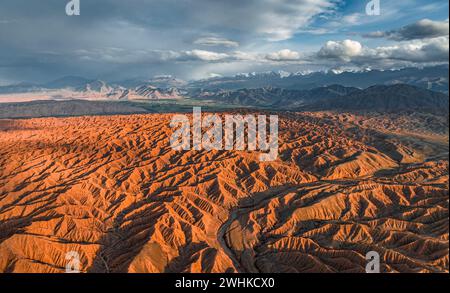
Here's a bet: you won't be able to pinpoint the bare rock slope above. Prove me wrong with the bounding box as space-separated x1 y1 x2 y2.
0 112 448 273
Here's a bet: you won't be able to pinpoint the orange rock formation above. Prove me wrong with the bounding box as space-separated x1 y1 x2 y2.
0 112 448 273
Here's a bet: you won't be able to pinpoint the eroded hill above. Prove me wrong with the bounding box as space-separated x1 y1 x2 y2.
0 112 448 273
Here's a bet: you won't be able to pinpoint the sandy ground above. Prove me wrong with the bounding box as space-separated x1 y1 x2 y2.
0 112 448 273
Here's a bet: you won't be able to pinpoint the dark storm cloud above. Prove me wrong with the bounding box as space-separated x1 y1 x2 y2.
0 0 448 84
363 19 449 41
1 0 300 82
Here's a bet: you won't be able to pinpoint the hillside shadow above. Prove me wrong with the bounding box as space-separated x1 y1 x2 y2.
87 198 168 273
163 242 217 273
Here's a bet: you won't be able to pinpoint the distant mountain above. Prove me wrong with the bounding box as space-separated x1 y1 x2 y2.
76 80 114 92
70 81 186 101
0 77 187 102
307 84 449 112
1 65 447 96
0 82 43 94
297 84 361 101
116 76 188 89
197 87 300 107
0 100 148 119
44 76 92 89
1 66 448 107
189 65 449 93
1 84 447 118
123 85 184 100
197 84 449 112
0 76 102 94
196 85 360 107
74 80 128 100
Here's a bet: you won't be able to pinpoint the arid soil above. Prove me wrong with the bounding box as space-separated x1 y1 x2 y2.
0 112 448 273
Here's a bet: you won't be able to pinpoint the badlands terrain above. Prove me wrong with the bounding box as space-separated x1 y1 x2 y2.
0 111 448 273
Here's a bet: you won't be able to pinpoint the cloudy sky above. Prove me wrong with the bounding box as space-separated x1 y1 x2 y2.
0 0 448 84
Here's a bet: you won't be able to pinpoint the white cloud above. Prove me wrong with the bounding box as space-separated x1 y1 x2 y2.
73 48 233 63
316 37 449 67
254 0 338 41
207 73 223 78
71 34 448 72
266 49 301 61
340 13 363 25
188 0 339 41
232 51 259 61
193 37 239 48
183 50 230 61
371 36 449 63
318 40 363 61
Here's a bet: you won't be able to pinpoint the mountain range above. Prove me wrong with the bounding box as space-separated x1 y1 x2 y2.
0 65 448 95
197 84 449 112
0 65 448 118
1 83 448 119
190 65 449 93
310 84 449 112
